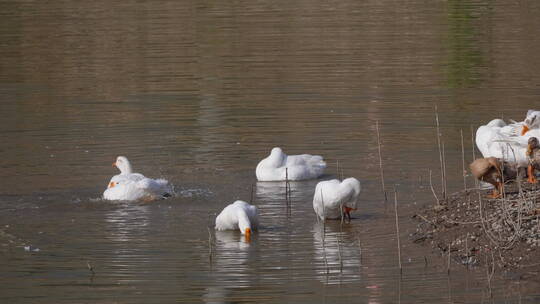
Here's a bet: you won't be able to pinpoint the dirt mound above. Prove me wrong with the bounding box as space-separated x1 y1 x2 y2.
412 183 540 282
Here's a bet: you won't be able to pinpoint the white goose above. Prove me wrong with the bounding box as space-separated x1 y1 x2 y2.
103 156 172 201
215 200 258 241
522 110 540 135
313 177 361 221
256 147 326 181
475 110 540 168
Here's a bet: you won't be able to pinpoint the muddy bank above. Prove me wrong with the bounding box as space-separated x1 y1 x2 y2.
412 183 540 282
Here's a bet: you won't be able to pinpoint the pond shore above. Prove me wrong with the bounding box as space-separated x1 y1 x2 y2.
412 182 540 282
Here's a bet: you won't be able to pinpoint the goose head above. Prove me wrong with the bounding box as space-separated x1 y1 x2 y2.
113 156 133 174
107 175 123 189
522 110 540 135
487 119 506 128
238 215 253 242
267 147 286 167
341 177 361 198
271 147 283 154
527 137 539 158
340 178 361 221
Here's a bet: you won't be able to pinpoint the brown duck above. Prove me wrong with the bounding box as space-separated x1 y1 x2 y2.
469 157 517 198
527 137 540 183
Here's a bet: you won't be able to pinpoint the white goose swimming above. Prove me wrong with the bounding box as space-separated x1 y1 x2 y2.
256 147 326 181
313 177 361 221
103 156 172 201
475 110 540 168
215 200 258 241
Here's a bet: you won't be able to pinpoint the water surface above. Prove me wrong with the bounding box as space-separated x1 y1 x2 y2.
1 0 540 303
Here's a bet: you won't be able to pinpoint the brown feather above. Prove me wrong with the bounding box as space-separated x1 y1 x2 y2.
469 157 496 180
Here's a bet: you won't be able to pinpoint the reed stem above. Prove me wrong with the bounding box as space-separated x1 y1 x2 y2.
394 189 402 274
442 140 447 200
447 242 451 275
465 232 469 270
285 167 289 212
321 188 326 238
320 189 329 274
87 261 95 275
435 106 445 200
429 169 440 204
355 231 362 266
207 227 213 262
461 129 467 191
471 125 476 160
337 236 343 273
376 120 387 202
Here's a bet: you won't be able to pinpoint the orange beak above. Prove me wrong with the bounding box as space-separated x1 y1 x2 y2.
244 228 251 242
112 162 117 167
522 125 530 136
108 181 116 188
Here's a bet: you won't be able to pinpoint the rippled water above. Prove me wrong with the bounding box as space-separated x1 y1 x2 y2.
1 0 540 303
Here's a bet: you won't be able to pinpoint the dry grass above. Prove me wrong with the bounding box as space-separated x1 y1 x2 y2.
412 182 540 279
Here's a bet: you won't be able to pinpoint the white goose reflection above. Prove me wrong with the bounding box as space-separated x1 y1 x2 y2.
255 181 293 201
101 202 154 285
202 286 230 304
254 180 318 209
212 231 251 286
103 203 151 243
203 231 252 303
256 179 323 200
312 222 362 285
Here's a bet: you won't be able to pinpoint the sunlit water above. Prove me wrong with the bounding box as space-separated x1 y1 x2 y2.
1 0 540 303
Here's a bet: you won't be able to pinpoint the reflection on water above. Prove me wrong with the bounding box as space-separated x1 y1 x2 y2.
2 0 540 302
255 181 290 202
256 180 322 199
312 222 362 285
212 231 252 288
202 286 230 304
255 180 320 220
104 203 150 243
203 231 253 303
445 0 486 88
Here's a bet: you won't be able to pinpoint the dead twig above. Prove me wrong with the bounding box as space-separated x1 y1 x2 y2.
394 189 402 274
461 129 467 191
435 106 446 200
87 261 95 275
442 140 448 201
447 242 451 275
376 120 387 202
429 170 440 205
207 227 214 262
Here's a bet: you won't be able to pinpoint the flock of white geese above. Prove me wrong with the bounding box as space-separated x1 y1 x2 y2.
102 109 540 240
472 110 540 197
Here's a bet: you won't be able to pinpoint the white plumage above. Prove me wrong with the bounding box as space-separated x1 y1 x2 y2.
256 147 326 181
475 110 540 168
313 177 361 221
103 156 172 201
215 200 258 236
523 110 540 132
